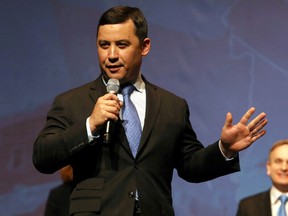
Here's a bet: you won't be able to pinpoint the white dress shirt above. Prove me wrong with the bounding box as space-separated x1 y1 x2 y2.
86 73 146 142
270 186 288 216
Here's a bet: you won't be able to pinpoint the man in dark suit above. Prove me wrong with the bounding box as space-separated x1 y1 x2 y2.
33 6 268 216
236 140 288 216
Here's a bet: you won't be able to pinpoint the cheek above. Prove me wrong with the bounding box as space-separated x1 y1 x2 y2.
98 55 105 63
121 49 142 60
124 53 142 68
97 49 107 62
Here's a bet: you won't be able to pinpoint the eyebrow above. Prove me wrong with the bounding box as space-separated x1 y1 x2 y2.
98 39 131 43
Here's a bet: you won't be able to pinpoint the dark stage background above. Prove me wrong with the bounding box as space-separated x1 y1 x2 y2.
1 0 288 215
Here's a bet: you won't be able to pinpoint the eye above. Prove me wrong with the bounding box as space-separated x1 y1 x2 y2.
274 159 282 164
117 41 130 49
99 41 110 49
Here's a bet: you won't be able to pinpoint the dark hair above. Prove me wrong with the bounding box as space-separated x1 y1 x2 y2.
97 6 148 43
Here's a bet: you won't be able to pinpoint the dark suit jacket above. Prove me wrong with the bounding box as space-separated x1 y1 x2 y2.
236 190 271 216
44 182 74 216
33 75 240 216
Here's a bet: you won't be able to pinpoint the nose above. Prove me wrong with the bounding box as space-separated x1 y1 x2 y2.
108 45 119 63
281 161 288 171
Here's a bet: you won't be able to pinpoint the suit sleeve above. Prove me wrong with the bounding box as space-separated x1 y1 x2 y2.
33 93 91 174
175 100 240 183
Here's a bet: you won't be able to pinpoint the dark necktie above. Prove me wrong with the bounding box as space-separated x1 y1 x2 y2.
122 85 142 158
278 195 288 216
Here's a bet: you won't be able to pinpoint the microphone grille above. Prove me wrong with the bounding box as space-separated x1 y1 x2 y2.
106 78 120 93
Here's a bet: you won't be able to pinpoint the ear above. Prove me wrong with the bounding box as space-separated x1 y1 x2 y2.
266 161 271 176
141 38 151 56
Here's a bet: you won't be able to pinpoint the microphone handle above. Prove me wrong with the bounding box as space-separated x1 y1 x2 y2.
103 120 114 143
103 79 119 143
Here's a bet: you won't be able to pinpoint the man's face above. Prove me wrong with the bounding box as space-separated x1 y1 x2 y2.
97 19 150 85
266 145 288 192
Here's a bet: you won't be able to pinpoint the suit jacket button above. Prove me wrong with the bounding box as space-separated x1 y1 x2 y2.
128 191 135 198
134 163 138 169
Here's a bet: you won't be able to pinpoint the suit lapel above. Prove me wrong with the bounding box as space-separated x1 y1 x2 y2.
265 190 272 216
88 76 162 159
88 76 134 156
258 190 272 216
137 82 161 156
88 76 106 103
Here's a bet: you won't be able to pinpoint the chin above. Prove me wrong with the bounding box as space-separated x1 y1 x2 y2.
277 181 288 186
102 72 120 81
106 73 123 80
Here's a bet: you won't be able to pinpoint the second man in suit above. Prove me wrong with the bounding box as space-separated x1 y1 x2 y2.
236 139 288 216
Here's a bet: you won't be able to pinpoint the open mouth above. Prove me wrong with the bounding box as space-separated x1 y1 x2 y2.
106 65 122 72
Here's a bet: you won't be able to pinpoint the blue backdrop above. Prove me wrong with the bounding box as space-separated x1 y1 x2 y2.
1 0 288 215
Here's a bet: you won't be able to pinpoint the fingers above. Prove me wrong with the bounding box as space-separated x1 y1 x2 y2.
224 107 268 134
103 99 121 112
240 107 267 142
223 112 233 128
247 112 267 132
90 93 122 129
250 115 268 138
224 107 257 129
99 93 122 119
239 107 256 125
251 128 267 142
239 107 267 130
102 93 122 106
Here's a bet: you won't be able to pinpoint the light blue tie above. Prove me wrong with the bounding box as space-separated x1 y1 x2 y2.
122 85 142 158
278 195 288 216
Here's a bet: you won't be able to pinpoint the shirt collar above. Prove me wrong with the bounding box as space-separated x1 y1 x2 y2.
270 186 288 204
102 72 145 93
133 72 145 93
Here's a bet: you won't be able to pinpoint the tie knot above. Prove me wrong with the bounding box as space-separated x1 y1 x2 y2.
122 85 135 96
280 195 288 204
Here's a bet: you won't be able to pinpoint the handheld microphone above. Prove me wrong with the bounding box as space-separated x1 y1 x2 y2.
103 78 120 143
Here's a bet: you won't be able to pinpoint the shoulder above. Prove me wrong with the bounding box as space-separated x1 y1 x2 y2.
237 190 271 216
51 77 105 106
56 79 99 99
239 190 270 205
145 80 186 102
